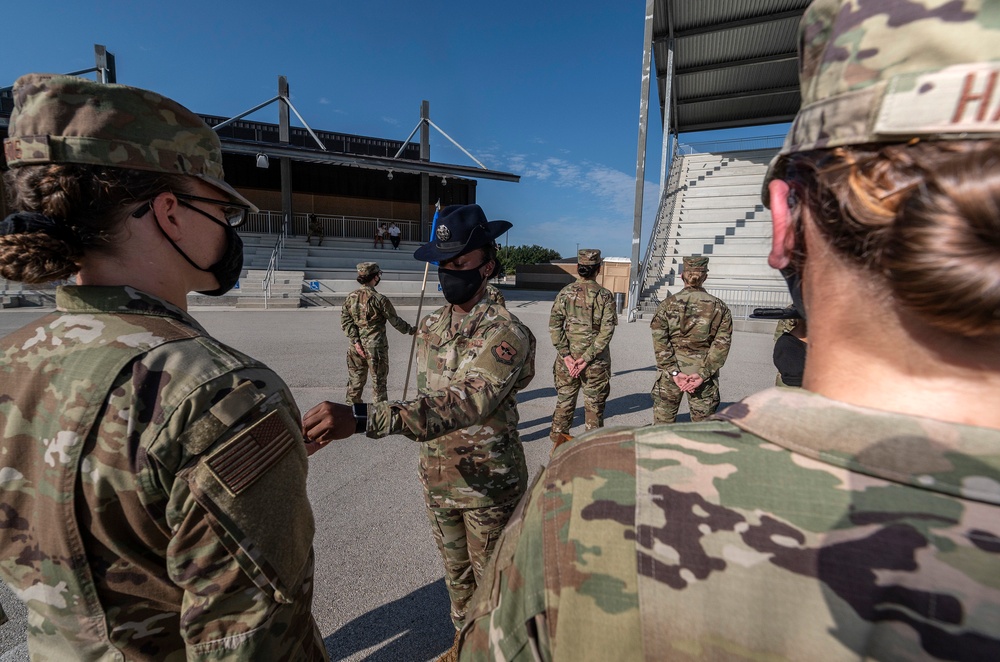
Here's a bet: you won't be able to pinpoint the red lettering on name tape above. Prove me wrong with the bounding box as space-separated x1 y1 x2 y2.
3 139 22 161
951 71 1000 124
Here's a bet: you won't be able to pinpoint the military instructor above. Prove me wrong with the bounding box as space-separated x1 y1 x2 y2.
305 204 535 661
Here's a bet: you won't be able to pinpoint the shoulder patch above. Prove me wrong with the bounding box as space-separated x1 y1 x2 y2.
491 340 518 365
206 409 296 496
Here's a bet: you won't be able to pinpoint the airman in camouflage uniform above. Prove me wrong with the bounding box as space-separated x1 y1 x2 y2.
459 389 1000 660
342 261 415 403
548 248 617 445
304 204 534 659
0 75 327 659
650 256 732 423
458 1 1000 659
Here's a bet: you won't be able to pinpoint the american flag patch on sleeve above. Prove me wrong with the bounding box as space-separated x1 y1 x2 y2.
206 410 296 496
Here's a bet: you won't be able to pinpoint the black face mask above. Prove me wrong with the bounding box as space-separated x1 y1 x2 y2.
780 265 806 321
139 200 244 296
438 261 487 305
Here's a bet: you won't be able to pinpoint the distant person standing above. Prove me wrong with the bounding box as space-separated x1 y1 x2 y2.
374 222 387 248
650 255 732 423
342 262 415 402
307 213 324 246
548 248 617 449
388 221 401 249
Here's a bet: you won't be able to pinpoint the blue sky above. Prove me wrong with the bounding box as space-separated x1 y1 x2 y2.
2 0 788 260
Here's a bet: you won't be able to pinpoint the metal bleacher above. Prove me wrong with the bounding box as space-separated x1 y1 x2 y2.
186 231 444 309
637 145 790 319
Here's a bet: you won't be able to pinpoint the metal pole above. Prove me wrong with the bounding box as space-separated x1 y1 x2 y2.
403 262 430 401
420 100 430 241
628 0 655 323
279 76 293 236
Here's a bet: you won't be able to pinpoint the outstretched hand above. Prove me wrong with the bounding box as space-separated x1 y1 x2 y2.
303 401 357 452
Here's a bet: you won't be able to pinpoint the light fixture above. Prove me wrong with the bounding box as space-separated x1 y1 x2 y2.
255 153 270 169
387 169 393 181
441 177 447 186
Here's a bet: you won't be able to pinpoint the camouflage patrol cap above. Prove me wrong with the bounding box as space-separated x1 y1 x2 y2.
683 256 709 272
2 73 257 211
578 248 601 265
763 0 1000 206
357 262 380 277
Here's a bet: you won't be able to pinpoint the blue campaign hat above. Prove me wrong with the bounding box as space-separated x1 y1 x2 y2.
413 204 511 263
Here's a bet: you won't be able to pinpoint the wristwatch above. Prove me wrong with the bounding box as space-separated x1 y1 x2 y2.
351 402 368 434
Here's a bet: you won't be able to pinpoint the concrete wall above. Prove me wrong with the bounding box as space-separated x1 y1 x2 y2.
515 260 631 302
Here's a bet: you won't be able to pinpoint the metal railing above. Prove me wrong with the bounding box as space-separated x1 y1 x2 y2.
678 134 786 155
706 286 791 320
631 138 684 319
240 211 421 242
261 221 287 309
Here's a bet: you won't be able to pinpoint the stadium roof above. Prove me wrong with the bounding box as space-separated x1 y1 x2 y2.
653 0 811 134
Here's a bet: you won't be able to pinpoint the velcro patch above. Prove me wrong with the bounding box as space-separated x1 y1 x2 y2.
491 340 517 365
876 64 1000 136
206 410 296 496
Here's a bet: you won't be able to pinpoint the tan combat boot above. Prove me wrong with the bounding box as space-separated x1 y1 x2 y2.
437 630 460 662
550 432 574 457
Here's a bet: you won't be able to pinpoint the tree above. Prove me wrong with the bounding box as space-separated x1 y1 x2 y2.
497 244 561 278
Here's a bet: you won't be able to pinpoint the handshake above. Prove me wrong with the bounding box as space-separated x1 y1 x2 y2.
671 371 705 393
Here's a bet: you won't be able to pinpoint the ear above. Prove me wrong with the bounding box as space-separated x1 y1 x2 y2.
767 179 797 270
150 192 184 241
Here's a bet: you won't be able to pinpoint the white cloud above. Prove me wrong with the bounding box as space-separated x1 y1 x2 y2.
319 97 331 105
382 116 400 126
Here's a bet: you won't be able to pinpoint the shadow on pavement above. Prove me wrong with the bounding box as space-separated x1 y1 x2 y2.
325 580 453 662
517 387 556 403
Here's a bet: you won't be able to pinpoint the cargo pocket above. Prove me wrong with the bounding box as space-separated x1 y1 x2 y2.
181 406 315 604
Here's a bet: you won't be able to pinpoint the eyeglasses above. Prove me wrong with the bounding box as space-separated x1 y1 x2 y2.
130 193 249 228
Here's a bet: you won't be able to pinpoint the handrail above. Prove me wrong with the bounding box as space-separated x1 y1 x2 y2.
261 220 287 309
629 138 683 319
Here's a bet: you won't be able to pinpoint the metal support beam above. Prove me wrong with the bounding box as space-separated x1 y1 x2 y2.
279 76 293 236
420 100 430 241
628 0 655 323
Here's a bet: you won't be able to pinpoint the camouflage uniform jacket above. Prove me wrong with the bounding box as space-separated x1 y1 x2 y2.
650 286 732 378
459 387 1000 661
0 287 327 661
549 278 617 363
341 285 413 346
368 299 534 508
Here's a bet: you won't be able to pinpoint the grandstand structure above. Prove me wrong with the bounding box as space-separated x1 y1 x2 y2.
630 0 811 320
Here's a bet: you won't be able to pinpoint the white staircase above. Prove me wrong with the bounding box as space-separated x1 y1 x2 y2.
639 148 789 316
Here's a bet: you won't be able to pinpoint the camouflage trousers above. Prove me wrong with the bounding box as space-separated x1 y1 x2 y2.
426 499 520 630
651 371 720 424
550 355 611 440
345 341 389 403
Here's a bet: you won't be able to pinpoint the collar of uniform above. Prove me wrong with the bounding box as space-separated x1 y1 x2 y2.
55 285 206 333
716 387 1000 506
431 297 493 341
